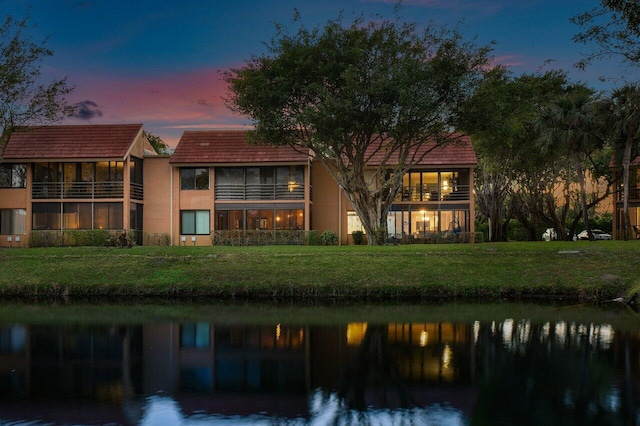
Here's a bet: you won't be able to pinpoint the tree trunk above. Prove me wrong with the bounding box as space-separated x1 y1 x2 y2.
573 145 592 240
622 132 633 240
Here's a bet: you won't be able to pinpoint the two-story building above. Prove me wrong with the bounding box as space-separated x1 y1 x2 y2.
0 125 477 246
0 124 156 247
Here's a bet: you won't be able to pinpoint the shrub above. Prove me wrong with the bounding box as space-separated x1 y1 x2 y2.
352 230 364 245
321 230 338 245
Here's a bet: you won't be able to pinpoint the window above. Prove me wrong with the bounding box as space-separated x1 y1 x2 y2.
63 203 92 229
0 164 26 188
181 168 209 190
181 210 210 235
93 203 123 229
0 209 26 234
347 211 365 234
32 203 61 230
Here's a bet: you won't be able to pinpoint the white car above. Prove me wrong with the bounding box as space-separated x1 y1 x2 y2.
577 229 612 240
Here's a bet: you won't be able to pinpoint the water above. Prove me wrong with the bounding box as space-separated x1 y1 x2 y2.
0 302 639 425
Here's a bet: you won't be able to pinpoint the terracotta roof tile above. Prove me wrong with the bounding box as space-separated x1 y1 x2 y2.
3 124 143 160
171 131 476 167
364 134 477 166
170 131 310 164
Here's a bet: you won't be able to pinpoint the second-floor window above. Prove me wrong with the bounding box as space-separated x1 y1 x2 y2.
181 168 209 190
0 164 26 188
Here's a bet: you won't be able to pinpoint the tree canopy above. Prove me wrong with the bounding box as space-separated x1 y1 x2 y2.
225 12 491 244
572 0 640 70
0 13 74 160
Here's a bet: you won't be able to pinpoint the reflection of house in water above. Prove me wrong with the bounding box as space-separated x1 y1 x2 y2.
1 320 633 423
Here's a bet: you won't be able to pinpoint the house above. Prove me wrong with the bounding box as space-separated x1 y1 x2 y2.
0 125 477 246
610 156 640 239
0 124 157 247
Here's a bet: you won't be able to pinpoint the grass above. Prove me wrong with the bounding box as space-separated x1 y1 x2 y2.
1 241 640 303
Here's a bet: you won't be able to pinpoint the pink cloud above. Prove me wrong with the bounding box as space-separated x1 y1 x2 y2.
65 67 250 147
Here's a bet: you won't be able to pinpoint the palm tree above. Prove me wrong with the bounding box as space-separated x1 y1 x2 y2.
599 83 640 240
536 85 600 240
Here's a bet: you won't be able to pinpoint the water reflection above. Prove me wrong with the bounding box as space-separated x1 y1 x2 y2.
0 315 639 425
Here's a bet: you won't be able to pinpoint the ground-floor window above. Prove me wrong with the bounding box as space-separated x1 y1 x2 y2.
387 206 469 237
215 207 304 231
0 209 27 234
347 211 365 234
181 210 210 235
32 202 123 230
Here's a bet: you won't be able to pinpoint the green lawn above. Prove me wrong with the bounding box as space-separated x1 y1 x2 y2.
1 241 639 302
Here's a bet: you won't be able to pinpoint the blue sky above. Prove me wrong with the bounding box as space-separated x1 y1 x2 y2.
5 0 639 146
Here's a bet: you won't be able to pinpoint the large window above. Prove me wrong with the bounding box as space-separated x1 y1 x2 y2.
32 203 61 230
181 210 210 235
94 203 123 229
0 164 26 188
0 209 26 234
216 208 303 231
63 203 92 229
33 202 123 230
181 168 209 190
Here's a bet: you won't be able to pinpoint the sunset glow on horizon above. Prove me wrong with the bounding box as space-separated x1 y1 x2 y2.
5 0 638 147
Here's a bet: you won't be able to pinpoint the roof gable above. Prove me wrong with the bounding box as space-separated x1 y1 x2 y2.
3 124 144 160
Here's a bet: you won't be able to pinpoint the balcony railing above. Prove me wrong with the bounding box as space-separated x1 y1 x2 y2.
616 187 640 201
215 183 305 200
32 181 125 199
130 182 143 200
395 184 471 202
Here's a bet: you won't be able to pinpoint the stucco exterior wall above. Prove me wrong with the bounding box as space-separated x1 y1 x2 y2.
142 156 173 244
0 186 28 248
310 163 354 245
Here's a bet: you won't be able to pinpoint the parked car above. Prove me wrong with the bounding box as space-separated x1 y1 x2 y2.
577 229 612 240
542 228 557 241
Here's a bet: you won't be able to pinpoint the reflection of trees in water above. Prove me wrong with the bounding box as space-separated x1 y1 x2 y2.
472 321 638 425
337 324 412 411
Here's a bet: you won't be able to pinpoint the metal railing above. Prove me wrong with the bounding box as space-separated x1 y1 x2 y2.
395 184 471 202
215 183 306 200
130 182 143 200
32 181 125 199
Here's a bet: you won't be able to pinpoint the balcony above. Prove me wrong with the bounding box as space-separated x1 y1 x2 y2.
616 187 640 201
32 181 125 199
215 183 306 201
395 184 471 202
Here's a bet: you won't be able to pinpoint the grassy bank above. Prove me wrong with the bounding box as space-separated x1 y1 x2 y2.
1 241 640 302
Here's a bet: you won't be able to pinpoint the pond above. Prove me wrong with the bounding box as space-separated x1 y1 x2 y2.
0 301 639 425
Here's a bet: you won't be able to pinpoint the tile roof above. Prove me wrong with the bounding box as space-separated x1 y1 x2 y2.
171 131 477 167
170 131 310 164
366 134 477 166
3 124 144 160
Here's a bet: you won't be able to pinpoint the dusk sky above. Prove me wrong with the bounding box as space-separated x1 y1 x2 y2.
5 0 640 147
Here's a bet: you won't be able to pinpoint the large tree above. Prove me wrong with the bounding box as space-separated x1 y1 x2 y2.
457 67 568 241
0 13 74 161
536 85 601 241
598 83 640 240
225 13 490 244
572 0 640 70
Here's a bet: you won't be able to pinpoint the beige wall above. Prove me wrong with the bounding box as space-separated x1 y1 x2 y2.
0 186 29 248
311 163 354 245
142 156 173 243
